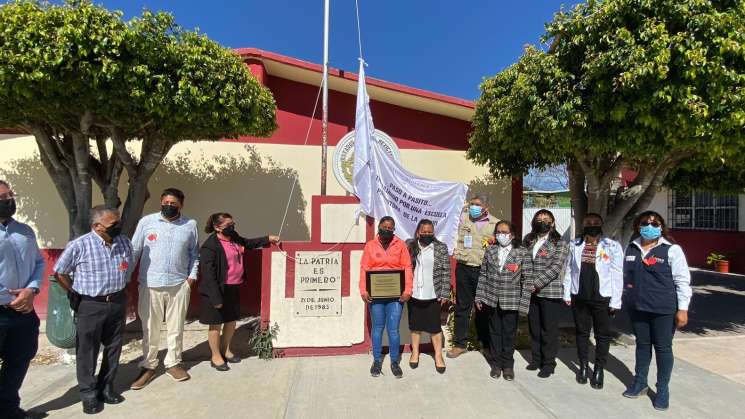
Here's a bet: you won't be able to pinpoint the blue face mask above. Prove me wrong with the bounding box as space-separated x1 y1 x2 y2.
469 205 482 219
639 225 662 240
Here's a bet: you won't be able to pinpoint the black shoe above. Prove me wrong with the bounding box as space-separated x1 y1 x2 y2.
591 365 604 389
526 362 540 371
537 367 554 378
490 365 501 379
82 400 102 415
409 356 419 369
503 367 515 381
391 361 403 378
577 362 589 384
370 360 382 377
224 354 241 364
99 390 124 405
210 361 230 371
436 365 446 374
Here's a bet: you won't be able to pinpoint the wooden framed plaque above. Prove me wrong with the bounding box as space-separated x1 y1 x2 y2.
366 270 404 299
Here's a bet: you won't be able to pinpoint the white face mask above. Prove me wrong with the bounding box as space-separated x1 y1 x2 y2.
496 233 512 247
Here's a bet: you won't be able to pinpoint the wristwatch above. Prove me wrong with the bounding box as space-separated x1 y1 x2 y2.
29 287 40 295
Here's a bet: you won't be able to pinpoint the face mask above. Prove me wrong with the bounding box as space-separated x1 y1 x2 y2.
533 220 551 234
105 222 122 238
469 205 482 219
639 224 662 240
0 199 16 218
583 226 603 237
221 224 237 238
378 229 394 241
161 204 180 219
418 235 435 246
496 233 512 247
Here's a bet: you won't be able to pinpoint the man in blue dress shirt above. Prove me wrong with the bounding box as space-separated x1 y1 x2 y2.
54 205 133 415
129 188 199 389
0 180 45 419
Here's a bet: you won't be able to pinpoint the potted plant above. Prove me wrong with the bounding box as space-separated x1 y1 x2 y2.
706 252 729 273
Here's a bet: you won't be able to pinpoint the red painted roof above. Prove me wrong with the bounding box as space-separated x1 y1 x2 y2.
235 48 475 110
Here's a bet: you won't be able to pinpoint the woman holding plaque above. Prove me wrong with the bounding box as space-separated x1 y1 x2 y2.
199 212 280 371
360 216 413 379
406 219 451 374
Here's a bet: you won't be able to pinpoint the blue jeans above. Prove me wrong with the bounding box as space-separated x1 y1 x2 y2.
629 309 675 391
370 299 403 363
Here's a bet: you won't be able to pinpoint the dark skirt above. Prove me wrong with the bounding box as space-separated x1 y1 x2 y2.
199 284 241 325
407 297 442 334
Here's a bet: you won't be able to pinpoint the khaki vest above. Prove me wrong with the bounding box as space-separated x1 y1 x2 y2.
454 210 499 266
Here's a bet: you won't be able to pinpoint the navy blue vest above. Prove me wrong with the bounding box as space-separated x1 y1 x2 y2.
623 243 677 314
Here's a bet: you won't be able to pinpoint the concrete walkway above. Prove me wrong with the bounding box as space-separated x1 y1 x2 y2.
20 343 745 419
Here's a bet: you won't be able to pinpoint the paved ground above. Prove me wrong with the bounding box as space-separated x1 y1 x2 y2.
18 270 745 418
20 344 745 419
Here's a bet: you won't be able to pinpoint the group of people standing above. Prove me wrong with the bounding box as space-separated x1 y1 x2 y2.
359 193 692 412
1 180 692 417
0 182 278 417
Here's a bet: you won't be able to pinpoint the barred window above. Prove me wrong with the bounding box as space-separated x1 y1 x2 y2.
670 190 739 231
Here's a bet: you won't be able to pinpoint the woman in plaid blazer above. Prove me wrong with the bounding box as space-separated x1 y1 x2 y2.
475 220 532 381
523 209 569 378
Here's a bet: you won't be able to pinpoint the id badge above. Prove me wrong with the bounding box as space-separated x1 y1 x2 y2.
463 235 473 249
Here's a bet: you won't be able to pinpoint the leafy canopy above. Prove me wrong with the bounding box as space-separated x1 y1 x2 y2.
0 0 277 142
469 0 745 188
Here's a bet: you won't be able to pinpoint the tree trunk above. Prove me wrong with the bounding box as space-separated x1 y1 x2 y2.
116 136 173 238
567 159 587 237
565 153 679 243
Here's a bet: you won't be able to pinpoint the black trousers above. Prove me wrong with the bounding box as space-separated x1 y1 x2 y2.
0 307 39 412
528 295 562 370
75 293 126 402
572 297 612 366
453 263 490 349
486 305 519 368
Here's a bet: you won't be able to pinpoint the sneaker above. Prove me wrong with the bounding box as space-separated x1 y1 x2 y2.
166 365 190 382
130 368 156 390
653 387 670 411
391 361 403 378
622 380 649 399
446 347 467 359
370 360 383 377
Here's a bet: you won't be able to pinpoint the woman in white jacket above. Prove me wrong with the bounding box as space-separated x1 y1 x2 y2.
563 213 623 390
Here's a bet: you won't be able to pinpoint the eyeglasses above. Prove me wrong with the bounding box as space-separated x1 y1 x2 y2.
640 221 662 228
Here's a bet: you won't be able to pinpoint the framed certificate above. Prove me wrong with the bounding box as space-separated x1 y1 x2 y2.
366 270 404 299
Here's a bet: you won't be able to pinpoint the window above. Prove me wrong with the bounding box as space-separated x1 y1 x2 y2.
670 190 739 231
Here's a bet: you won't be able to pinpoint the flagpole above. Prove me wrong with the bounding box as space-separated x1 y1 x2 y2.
320 0 330 196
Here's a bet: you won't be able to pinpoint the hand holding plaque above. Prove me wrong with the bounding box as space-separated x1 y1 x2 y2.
366 270 405 300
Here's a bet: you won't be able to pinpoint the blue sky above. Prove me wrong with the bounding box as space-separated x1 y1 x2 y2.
97 0 579 100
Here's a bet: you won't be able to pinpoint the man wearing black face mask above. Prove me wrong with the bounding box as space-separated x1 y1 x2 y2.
129 188 199 389
0 180 45 419
53 206 133 414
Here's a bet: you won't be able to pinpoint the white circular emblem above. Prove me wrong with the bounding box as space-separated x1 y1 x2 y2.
332 129 400 194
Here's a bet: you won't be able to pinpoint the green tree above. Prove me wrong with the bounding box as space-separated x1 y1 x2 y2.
469 0 745 240
0 0 277 238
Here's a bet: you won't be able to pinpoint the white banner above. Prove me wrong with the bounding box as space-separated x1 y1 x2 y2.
352 60 468 252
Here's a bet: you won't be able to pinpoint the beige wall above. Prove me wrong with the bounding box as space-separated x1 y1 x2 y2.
0 135 511 248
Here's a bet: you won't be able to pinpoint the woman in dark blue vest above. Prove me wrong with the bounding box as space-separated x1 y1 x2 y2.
622 211 692 411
